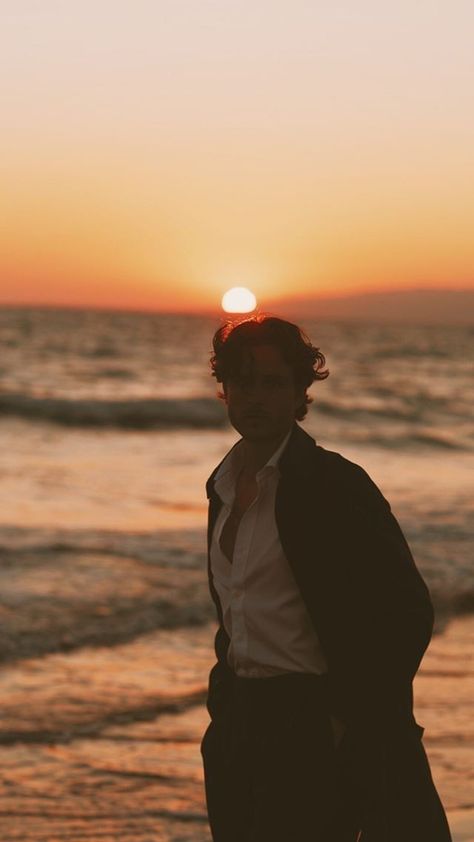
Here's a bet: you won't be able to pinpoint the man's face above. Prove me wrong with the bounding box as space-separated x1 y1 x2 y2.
223 343 304 443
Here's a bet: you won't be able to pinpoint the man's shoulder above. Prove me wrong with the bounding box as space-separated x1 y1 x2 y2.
310 442 377 488
314 443 370 480
319 446 391 512
286 424 369 481
288 426 389 509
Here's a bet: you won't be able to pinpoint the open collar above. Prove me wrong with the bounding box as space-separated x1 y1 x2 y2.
206 422 319 499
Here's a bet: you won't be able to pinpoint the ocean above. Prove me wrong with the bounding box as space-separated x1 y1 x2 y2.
0 305 473 841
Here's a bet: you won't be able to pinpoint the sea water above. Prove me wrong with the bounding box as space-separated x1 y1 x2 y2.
0 306 473 840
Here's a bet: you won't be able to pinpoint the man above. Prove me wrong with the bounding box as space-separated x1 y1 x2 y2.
201 315 451 842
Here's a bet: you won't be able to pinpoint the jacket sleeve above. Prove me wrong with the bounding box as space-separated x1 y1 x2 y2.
206 624 233 720
338 463 434 720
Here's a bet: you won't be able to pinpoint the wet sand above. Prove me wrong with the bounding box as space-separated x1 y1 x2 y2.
0 623 214 841
0 614 472 841
0 540 472 841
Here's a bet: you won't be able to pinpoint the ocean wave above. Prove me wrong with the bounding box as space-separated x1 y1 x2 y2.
430 587 474 617
0 525 207 569
0 390 472 450
0 688 206 745
0 391 227 429
0 543 212 663
0 621 213 746
316 396 456 424
361 430 469 451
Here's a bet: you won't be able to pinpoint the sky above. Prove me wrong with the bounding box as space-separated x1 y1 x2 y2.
1 1 473 313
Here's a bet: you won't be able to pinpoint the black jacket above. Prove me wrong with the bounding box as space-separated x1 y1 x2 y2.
205 422 452 840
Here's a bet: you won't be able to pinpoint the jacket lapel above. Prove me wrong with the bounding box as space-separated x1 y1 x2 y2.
275 424 336 646
205 439 241 627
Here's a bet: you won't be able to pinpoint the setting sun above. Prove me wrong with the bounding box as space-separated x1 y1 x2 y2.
221 287 257 313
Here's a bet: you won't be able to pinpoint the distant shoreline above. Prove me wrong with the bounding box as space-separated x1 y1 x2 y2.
1 287 473 325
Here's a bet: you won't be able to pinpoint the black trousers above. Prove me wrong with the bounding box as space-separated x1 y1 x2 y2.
200 671 361 842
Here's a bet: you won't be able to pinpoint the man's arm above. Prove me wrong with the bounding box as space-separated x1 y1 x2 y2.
206 624 233 720
336 462 434 723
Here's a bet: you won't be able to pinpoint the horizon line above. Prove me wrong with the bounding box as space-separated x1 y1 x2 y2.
0 284 473 319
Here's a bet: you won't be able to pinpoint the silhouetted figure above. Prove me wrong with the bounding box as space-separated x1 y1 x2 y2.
201 315 451 842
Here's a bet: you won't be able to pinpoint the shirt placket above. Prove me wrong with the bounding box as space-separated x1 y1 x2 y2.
230 475 267 675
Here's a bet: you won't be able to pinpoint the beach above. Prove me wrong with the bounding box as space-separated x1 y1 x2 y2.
0 307 472 840
0 541 472 841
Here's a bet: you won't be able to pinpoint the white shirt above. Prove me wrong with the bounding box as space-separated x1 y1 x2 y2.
210 429 328 678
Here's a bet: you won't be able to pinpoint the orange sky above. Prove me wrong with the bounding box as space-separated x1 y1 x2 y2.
1 2 473 312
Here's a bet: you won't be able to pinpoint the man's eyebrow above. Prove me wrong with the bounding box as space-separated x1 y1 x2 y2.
261 373 291 382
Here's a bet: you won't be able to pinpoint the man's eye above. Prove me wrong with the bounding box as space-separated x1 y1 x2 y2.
264 377 284 387
231 375 286 389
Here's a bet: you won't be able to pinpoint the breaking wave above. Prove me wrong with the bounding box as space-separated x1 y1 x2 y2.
0 392 227 429
0 391 471 451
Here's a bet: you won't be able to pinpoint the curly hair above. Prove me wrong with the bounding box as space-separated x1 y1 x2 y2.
210 314 329 421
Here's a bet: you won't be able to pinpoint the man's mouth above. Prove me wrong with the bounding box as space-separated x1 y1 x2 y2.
243 412 268 420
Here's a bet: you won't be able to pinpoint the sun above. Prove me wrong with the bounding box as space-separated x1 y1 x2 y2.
221 286 257 313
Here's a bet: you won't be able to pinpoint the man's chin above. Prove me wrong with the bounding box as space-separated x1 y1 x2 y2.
237 418 286 441
238 417 270 433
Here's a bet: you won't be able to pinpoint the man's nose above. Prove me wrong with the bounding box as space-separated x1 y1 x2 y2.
243 379 263 398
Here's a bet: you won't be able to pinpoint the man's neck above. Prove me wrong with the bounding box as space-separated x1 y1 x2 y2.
240 428 291 475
